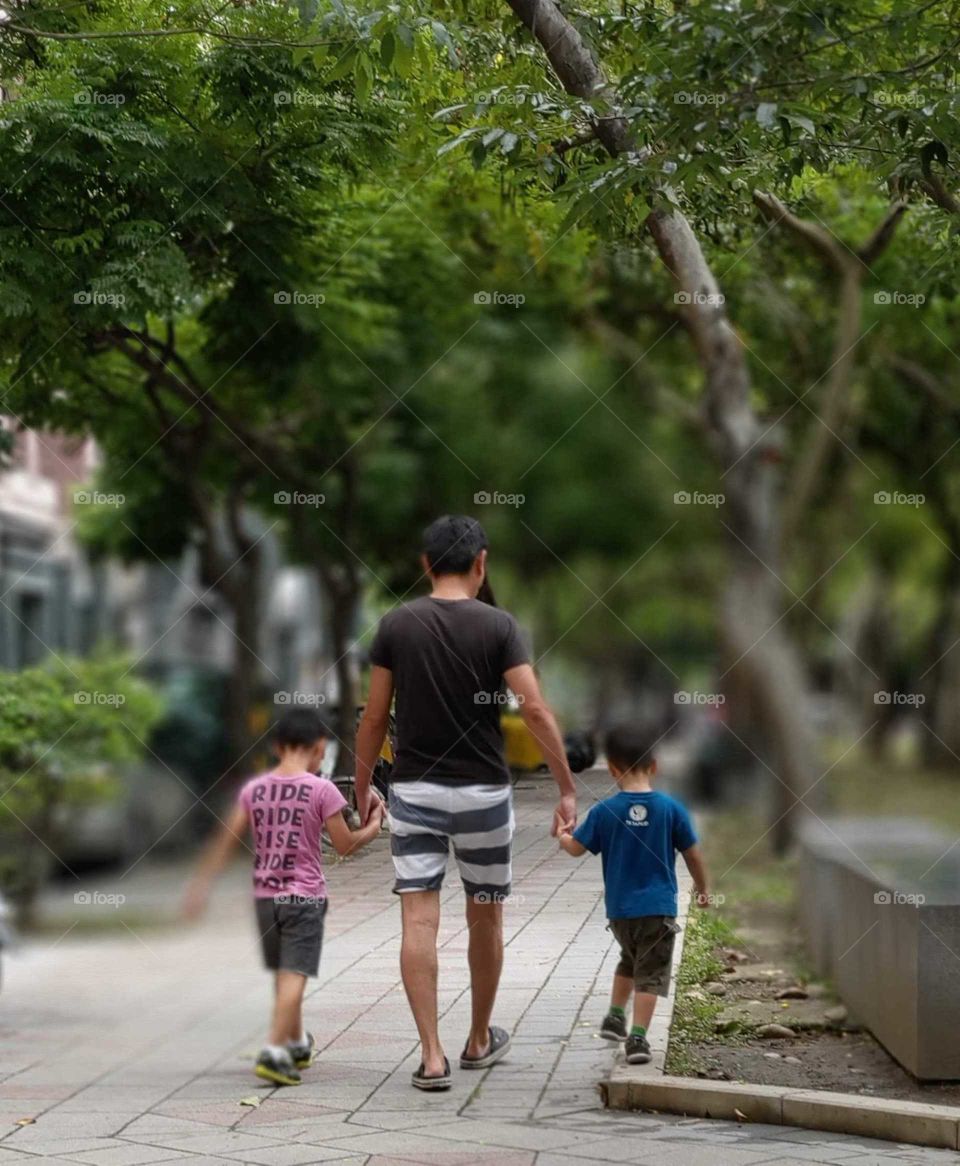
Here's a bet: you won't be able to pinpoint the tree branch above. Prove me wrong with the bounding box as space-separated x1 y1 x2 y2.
753 190 850 274
505 0 632 156
920 173 960 216
753 191 908 545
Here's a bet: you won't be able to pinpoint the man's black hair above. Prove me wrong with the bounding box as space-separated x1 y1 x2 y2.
605 723 658 772
273 707 329 749
422 515 488 576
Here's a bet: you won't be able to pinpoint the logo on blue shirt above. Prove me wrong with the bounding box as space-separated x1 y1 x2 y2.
627 804 648 826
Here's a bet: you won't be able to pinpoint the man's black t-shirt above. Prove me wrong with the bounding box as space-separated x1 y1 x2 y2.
369 596 530 785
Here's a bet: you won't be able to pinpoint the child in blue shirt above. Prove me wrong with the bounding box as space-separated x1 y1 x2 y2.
559 723 709 1064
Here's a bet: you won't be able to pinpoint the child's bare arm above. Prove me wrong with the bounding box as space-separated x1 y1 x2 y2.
326 802 383 857
681 844 710 906
558 831 587 857
182 802 249 919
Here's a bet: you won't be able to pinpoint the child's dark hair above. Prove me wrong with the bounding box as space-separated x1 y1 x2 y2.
273 707 329 750
605 723 658 772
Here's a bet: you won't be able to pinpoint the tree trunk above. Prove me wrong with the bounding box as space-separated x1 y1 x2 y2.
647 209 815 848
506 0 816 848
224 564 261 779
921 554 960 768
191 484 264 783
316 563 361 779
328 578 360 778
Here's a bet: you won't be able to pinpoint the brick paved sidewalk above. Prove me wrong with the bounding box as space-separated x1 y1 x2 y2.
0 780 954 1165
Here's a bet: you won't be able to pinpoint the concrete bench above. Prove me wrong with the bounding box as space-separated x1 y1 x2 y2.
798 816 960 1080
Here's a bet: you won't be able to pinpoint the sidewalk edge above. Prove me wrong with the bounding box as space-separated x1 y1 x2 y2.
600 1074 960 1151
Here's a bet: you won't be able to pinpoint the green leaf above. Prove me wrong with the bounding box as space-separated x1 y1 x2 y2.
354 53 373 105
327 47 357 82
393 27 415 77
437 127 480 156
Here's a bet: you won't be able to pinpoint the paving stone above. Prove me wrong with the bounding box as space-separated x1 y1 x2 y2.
226 1146 358 1165
71 1145 186 1166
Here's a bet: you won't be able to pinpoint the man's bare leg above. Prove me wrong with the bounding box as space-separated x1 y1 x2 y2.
400 890 446 1075
464 895 503 1058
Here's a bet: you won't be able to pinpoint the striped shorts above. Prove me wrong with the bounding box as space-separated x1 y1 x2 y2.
387 781 514 900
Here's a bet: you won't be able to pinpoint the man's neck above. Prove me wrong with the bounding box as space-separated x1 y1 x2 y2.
430 575 476 601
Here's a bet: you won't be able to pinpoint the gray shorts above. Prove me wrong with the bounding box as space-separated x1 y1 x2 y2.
610 915 679 997
255 896 327 977
387 781 514 900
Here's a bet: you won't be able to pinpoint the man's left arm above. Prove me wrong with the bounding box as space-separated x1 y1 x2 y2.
355 664 393 825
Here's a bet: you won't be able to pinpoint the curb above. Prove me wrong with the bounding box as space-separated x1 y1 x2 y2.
601 1073 960 1151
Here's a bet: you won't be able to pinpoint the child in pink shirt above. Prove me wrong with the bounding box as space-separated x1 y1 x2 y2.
183 708 382 1085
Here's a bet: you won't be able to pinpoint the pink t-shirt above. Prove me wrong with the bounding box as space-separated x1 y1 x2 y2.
238 770 347 899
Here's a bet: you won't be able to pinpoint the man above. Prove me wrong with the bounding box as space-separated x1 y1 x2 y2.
355 515 577 1090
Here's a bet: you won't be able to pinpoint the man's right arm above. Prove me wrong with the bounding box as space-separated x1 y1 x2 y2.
355 665 393 825
504 663 576 835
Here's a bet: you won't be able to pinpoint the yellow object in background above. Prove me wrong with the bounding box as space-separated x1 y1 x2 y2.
501 710 545 772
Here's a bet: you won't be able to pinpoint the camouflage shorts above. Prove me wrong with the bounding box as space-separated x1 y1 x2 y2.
609 915 680 997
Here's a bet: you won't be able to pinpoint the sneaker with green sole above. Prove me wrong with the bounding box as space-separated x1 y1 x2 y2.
255 1048 301 1086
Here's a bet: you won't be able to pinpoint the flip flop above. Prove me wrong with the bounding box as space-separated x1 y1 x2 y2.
411 1056 452 1091
460 1025 511 1070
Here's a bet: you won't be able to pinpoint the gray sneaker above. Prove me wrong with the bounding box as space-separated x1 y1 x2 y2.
600 1012 628 1041
625 1033 651 1065
288 1032 316 1069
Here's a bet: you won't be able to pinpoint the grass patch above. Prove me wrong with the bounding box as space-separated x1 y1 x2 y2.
666 906 739 1076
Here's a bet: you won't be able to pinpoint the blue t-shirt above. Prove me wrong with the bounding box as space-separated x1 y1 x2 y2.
573 790 697 920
